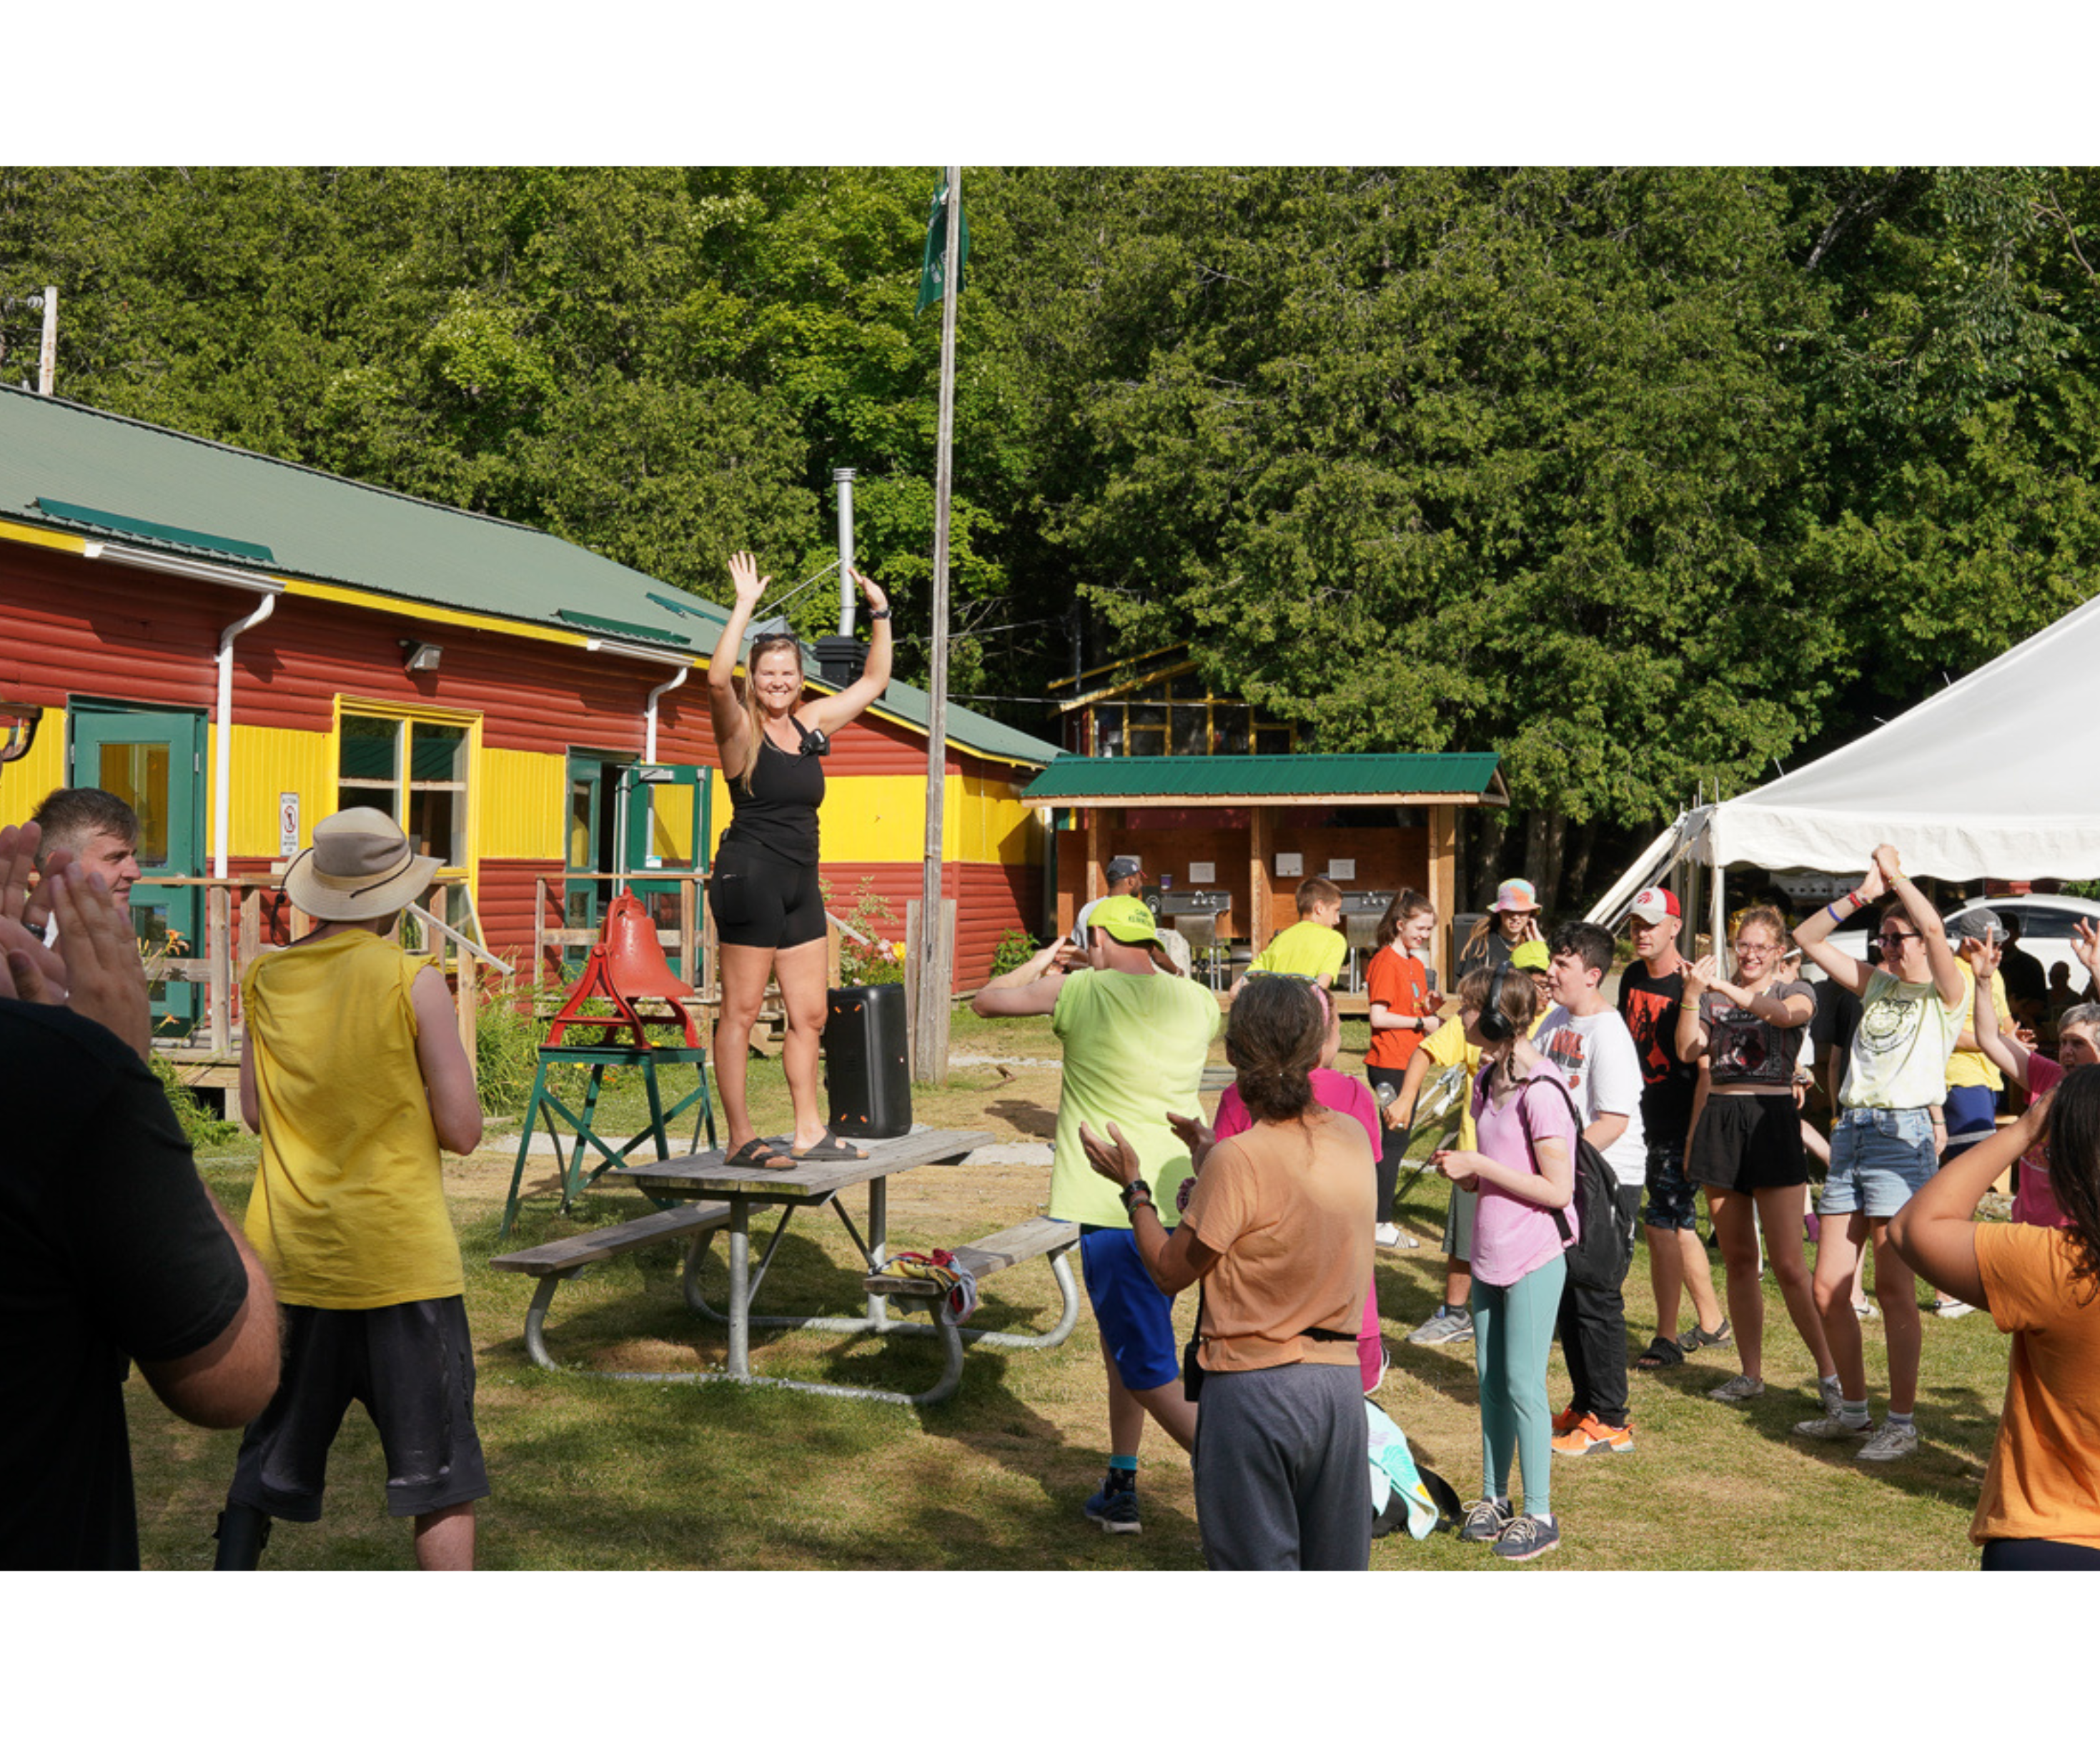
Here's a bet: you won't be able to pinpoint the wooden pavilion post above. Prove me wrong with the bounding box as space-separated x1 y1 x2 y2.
1249 805 1272 951
1429 802 1457 984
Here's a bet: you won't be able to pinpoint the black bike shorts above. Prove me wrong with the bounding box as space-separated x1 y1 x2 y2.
709 842 827 950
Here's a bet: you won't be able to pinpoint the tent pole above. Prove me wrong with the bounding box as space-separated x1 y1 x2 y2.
1710 853 1725 963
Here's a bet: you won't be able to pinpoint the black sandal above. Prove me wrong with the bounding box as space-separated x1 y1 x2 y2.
1634 1333 1687 1371
723 1138 796 1172
1676 1319 1732 1354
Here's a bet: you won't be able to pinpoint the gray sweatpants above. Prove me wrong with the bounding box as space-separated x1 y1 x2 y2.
1192 1361 1370 1571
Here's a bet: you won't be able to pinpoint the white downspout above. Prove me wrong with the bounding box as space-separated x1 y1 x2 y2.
645 666 688 765
213 593 279 877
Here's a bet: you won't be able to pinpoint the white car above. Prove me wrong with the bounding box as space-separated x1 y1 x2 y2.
1823 893 2099 993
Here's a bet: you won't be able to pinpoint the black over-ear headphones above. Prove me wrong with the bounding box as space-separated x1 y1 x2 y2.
1477 960 1517 1043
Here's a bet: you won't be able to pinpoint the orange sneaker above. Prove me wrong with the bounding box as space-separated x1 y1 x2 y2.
1552 1413 1635 1456
1552 1406 1585 1436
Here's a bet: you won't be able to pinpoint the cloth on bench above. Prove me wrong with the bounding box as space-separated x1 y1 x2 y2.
873 1248 980 1325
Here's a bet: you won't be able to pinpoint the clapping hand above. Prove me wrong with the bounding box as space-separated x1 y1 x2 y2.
2074 918 2100 989
0 867 151 1062
1079 1119 1142 1190
854 569 888 617
1166 1108 1214 1173
1857 855 1890 903
0 820 44 928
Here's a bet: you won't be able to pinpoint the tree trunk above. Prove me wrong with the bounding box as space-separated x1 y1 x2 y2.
1563 819 1599 915
1522 807 1567 912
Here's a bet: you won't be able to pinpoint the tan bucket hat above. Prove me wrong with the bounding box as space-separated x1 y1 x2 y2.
282 807 440 921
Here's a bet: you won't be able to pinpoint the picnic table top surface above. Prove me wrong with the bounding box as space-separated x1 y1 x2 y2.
624 1127 996 1200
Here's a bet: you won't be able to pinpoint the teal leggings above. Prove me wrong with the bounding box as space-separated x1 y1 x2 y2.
1470 1252 1567 1517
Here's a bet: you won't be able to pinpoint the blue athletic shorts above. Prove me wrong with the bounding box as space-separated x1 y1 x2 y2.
1076 1223 1181 1393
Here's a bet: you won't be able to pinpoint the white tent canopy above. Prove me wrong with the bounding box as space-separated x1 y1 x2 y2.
1591 585 2100 928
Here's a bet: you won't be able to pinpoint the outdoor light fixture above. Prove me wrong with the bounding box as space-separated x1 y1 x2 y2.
401 640 443 674
0 700 44 766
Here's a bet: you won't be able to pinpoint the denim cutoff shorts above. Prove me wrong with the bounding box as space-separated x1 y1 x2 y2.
1818 1106 1937 1219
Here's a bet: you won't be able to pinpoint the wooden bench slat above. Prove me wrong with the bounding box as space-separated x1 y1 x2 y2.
488 1202 740 1274
863 1217 1077 1296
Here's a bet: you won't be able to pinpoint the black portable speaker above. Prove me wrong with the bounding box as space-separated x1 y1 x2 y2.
823 983 913 1138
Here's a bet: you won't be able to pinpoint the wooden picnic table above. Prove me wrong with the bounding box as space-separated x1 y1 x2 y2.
621 1128 1009 1401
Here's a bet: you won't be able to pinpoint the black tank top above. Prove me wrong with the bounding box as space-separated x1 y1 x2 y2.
720 717 826 867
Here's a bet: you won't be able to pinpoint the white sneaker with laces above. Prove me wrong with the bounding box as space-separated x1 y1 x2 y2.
1794 1412 1873 1441
1931 1298 1974 1319
1375 1221 1417 1249
1856 1419 1921 1463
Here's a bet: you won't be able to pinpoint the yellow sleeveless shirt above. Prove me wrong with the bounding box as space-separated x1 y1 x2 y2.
240 930 463 1308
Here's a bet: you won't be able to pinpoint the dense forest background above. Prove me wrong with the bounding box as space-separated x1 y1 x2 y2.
5 166 2098 905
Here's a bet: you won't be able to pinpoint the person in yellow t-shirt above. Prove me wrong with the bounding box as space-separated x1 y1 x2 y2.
1234 876 1349 997
212 808 486 1572
1396 941 1551 1346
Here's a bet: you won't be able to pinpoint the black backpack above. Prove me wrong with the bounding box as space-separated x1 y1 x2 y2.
1519 1078 1633 1292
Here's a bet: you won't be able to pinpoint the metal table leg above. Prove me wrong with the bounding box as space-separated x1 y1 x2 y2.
726 1195 751 1380
865 1173 888 1331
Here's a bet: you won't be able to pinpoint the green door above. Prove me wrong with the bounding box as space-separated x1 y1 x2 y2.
69 703 206 1033
621 761 710 922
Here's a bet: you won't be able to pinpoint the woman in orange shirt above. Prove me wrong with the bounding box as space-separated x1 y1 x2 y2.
1890 1063 2100 1569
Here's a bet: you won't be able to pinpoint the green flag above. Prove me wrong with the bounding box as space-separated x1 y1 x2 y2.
915 175 969 318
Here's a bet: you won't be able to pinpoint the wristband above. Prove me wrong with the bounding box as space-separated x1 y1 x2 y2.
868 607 891 621
1121 1180 1153 1216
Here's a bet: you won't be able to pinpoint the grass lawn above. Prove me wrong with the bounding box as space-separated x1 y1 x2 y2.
131 1009 2008 1571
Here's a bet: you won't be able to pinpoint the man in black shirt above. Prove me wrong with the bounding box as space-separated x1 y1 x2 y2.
1617 887 1728 1368
0 827 279 1568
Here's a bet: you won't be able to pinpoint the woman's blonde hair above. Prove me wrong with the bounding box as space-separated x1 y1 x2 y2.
1729 904 1791 980
738 634 805 787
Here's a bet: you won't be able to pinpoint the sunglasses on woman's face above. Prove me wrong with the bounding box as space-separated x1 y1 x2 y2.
1878 929 1918 945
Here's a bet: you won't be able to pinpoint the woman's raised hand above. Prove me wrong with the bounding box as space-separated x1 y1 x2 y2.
1962 933 2002 978
1686 953 1717 995
854 569 888 616
2074 918 2100 988
726 552 770 610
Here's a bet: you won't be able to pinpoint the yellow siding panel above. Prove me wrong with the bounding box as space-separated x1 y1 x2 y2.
819 775 930 865
482 747 565 860
0 706 66 822
220 725 334 859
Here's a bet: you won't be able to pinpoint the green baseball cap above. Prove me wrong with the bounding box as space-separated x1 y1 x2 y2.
1511 939 1550 973
1086 894 1165 949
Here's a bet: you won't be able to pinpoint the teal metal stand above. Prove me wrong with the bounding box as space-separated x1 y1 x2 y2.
499 1043 715 1242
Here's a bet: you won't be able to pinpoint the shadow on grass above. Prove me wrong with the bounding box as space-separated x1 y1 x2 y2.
986 1096 1059 1139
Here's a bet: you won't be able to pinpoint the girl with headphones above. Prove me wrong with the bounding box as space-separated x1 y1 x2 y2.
1431 962 1577 1562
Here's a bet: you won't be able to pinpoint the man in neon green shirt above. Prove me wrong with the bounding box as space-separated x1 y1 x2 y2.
973 894 1219 1536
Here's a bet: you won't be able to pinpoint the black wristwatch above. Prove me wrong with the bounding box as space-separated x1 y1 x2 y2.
1121 1180 1154 1216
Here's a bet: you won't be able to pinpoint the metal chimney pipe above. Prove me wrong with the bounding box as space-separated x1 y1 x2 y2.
833 467 857 636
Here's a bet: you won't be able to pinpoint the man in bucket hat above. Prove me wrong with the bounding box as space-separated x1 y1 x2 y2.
210 807 487 1569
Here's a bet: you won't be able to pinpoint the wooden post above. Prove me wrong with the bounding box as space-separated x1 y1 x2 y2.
239 885 260 962
1085 804 1104 908
535 875 548 989
1429 802 1457 985
680 877 700 990
209 882 232 1052
904 898 922 1055
457 945 479 1075
911 163 963 1085
1249 804 1272 953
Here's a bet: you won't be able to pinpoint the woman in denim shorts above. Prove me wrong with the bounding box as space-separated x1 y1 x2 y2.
1792 845 1965 1463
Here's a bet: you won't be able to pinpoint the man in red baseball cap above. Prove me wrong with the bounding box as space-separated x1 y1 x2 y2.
1617 886 1728 1371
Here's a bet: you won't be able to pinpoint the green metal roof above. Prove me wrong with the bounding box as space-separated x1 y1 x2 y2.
0 386 1057 769
1020 752 1504 800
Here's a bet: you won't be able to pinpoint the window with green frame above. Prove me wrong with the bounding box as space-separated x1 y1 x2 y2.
337 708 478 938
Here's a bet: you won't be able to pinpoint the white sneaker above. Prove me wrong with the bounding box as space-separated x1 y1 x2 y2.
1374 1222 1417 1250
1931 1298 1974 1319
1856 1419 1921 1462
1794 1412 1872 1441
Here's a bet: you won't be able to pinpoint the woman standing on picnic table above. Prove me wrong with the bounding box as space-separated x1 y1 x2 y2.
1889 1065 2100 1568
705 551 892 1172
1430 962 1575 1562
1675 905 1840 1411
1079 976 1374 1571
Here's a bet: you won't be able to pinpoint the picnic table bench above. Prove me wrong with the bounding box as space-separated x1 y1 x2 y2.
489 1129 1079 1406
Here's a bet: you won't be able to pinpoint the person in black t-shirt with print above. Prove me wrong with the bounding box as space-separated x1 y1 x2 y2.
1617 887 1727 1371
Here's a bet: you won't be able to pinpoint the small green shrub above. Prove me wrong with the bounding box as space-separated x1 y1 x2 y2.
834 880 906 989
475 973 568 1118
151 1054 244 1149
991 928 1039 977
